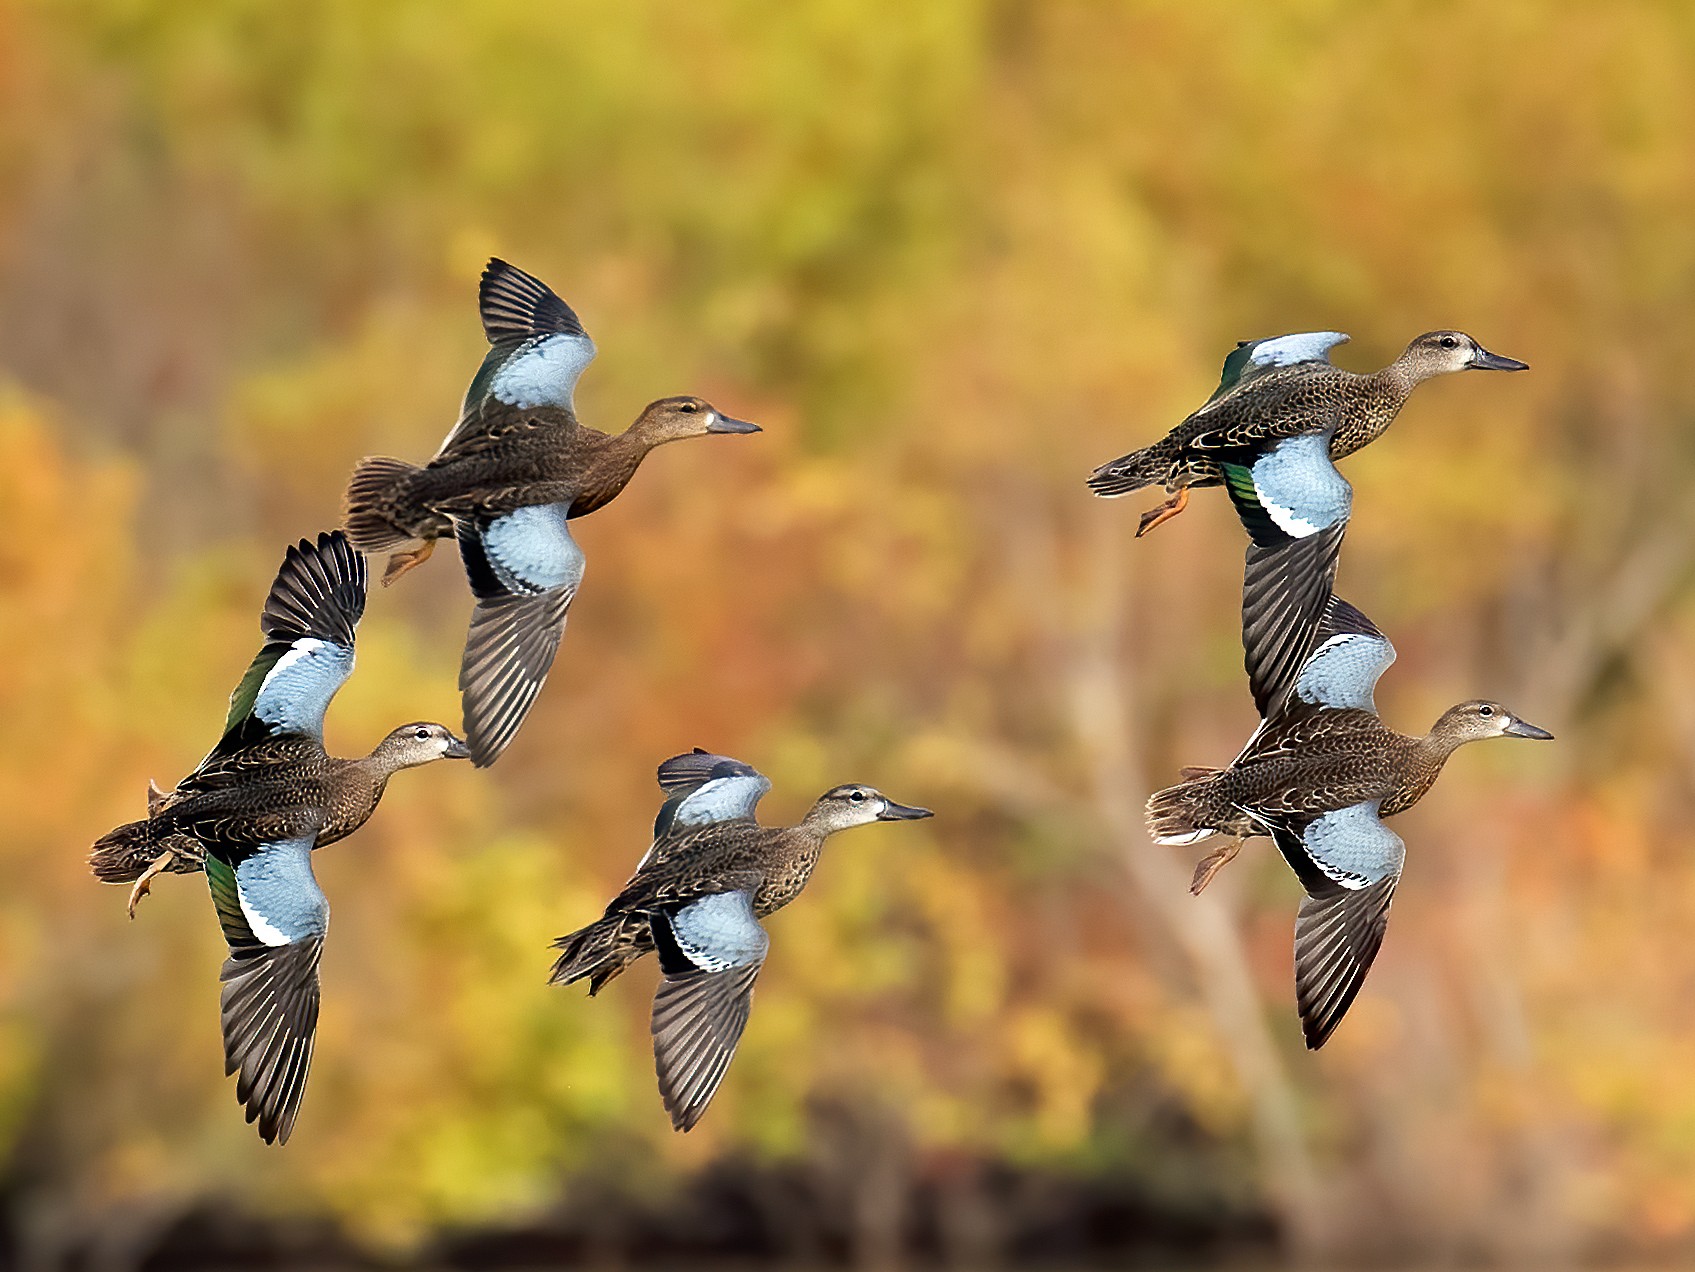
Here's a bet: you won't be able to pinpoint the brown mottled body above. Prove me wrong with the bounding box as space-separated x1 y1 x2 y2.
390 412 653 526
91 735 442 883
1135 364 1412 496
554 819 830 994
1170 710 1460 840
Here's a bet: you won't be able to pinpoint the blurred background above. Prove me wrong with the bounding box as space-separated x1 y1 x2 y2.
2 1 1691 1267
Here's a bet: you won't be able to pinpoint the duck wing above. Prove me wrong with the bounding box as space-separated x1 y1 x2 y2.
205 830 329 1145
1207 331 1349 405
648 889 769 1132
1273 596 1395 719
215 532 366 756
455 502 585 766
652 750 773 840
1207 429 1354 719
1260 803 1403 1049
437 259 598 458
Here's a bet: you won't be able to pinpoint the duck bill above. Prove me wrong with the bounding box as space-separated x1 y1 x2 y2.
706 413 762 434
1503 718 1554 740
443 737 473 759
1469 345 1529 372
877 799 933 821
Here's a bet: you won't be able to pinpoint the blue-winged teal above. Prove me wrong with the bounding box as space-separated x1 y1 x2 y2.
1089 332 1527 717
550 749 932 1131
1145 596 1551 1049
342 260 760 767
90 532 468 1143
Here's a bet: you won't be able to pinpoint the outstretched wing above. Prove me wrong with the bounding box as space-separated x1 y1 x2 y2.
1216 430 1353 718
1277 597 1396 719
1266 803 1404 1049
648 889 769 1132
206 833 329 1145
219 532 366 751
456 502 585 766
652 750 773 839
1208 331 1349 404
440 259 598 455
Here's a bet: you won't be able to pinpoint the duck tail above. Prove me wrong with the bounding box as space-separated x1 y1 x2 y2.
1145 774 1222 846
1086 440 1177 498
343 456 438 553
90 820 202 882
549 913 645 995
89 819 155 883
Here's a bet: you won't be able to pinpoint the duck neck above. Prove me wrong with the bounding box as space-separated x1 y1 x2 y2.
1413 727 1467 774
350 747 405 785
794 807 843 843
568 424 655 518
1378 731 1455 815
1369 358 1424 400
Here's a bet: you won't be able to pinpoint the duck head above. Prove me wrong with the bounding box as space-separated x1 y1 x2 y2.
370 721 473 770
802 783 933 835
1430 700 1554 749
1397 331 1529 382
629 396 761 446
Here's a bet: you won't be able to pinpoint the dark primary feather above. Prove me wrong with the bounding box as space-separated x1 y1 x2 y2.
454 508 583 767
260 532 366 650
1291 875 1397 1049
650 962 762 1132
648 891 769 1131
206 842 328 1145
223 532 367 741
479 258 588 345
459 590 574 765
1240 522 1349 719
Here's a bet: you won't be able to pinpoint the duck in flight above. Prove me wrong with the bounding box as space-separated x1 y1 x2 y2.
343 259 761 766
90 532 469 1142
1089 330 1528 726
1145 595 1552 1049
550 750 932 1131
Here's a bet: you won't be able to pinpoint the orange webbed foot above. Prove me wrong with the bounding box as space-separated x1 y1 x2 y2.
1135 487 1190 538
1189 839 1241 896
381 540 435 587
126 850 178 919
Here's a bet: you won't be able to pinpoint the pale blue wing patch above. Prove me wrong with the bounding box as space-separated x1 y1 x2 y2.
649 894 768 1130
670 773 772 828
234 838 330 946
479 503 585 597
1244 331 1349 368
665 891 770 973
489 333 598 411
1293 631 1397 712
252 638 355 740
455 503 585 765
1301 802 1405 888
1212 331 1349 401
1247 433 1352 539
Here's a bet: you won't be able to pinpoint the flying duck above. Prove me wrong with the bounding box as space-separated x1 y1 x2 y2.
549 749 932 1131
1145 595 1551 1048
342 259 761 766
90 532 469 1142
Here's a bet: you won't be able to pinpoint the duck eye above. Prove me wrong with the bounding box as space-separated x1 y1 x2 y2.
1439 335 1459 349
414 727 431 739
1478 705 1494 717
678 402 697 413
849 790 866 802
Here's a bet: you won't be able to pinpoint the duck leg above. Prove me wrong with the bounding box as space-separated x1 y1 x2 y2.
1189 838 1242 896
1135 487 1189 538
381 539 435 587
126 849 178 919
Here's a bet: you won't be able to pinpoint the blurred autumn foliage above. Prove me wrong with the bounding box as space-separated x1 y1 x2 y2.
3 0 1694 1266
